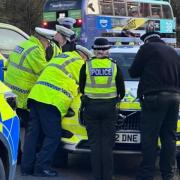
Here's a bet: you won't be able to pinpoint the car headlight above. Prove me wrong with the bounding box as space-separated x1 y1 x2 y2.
4 92 17 110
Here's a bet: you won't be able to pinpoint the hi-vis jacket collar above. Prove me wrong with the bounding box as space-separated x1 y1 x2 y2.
35 27 57 40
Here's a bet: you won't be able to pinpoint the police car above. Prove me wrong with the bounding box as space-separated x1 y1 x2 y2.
0 81 20 180
60 46 180 163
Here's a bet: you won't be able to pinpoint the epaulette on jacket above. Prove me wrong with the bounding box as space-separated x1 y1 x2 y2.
109 57 117 64
87 56 96 61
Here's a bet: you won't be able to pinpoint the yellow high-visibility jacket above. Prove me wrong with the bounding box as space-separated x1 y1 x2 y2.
28 51 84 117
85 58 117 99
4 36 47 109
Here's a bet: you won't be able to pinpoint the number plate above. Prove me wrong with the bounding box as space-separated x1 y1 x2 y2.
115 132 141 144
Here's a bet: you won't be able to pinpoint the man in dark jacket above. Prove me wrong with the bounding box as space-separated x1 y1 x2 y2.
129 31 180 180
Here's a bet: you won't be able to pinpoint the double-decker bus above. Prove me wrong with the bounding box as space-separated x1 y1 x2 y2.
42 0 176 48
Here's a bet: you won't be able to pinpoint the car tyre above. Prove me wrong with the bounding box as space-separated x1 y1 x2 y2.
0 158 6 180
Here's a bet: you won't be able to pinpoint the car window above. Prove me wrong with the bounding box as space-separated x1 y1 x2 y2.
0 28 26 51
109 52 138 81
176 49 180 56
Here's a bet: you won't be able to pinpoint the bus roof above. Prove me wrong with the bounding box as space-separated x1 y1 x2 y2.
128 0 170 5
43 0 82 12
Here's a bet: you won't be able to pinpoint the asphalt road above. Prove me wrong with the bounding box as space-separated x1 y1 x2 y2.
15 154 180 180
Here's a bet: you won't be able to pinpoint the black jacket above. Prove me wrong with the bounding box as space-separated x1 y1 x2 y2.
129 39 180 97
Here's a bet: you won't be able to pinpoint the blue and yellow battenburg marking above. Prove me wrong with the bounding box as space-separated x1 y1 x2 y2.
0 94 20 165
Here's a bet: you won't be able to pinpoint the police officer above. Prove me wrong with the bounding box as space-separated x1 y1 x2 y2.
36 27 61 61
4 27 57 164
21 45 93 177
46 23 76 61
54 25 76 52
79 38 125 180
4 27 57 131
129 32 180 180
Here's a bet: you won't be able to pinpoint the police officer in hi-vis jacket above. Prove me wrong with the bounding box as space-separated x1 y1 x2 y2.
21 45 93 177
79 38 125 180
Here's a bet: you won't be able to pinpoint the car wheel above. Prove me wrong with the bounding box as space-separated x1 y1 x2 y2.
0 158 6 180
52 145 68 168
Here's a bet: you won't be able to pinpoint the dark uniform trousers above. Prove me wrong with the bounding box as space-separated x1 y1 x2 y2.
83 98 117 180
136 92 180 180
16 108 30 164
16 108 30 130
21 100 61 173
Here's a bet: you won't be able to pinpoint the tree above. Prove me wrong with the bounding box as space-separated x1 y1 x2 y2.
0 0 45 34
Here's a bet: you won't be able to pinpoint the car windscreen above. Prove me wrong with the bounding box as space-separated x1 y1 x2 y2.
0 28 26 52
109 52 138 81
176 49 180 56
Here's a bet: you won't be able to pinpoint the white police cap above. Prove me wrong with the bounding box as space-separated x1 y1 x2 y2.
76 45 94 59
55 25 75 41
57 17 76 29
35 27 57 40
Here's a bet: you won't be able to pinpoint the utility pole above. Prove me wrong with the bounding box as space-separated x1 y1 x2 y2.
26 0 32 34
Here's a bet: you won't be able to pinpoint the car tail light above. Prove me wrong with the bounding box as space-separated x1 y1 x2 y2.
75 18 82 27
42 21 48 28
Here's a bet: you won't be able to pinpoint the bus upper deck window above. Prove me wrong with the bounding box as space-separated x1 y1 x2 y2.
151 5 161 18
140 3 150 18
114 2 126 16
162 5 173 19
127 3 139 17
100 4 113 15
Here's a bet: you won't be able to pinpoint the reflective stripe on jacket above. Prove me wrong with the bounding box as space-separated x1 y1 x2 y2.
28 51 84 117
85 58 117 99
4 36 47 109
52 42 62 57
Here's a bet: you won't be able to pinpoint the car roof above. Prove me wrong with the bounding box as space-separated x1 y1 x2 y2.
109 46 140 53
0 23 29 39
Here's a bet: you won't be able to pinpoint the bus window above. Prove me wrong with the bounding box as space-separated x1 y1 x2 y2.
58 13 66 19
140 3 150 18
99 0 113 15
162 5 172 19
127 2 139 17
114 0 126 16
151 4 161 18
87 0 99 14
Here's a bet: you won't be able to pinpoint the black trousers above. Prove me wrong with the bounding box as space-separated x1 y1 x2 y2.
21 100 61 173
16 108 30 164
136 93 180 180
83 99 117 180
16 108 30 130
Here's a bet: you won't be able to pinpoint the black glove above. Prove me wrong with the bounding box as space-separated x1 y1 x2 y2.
65 107 75 117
